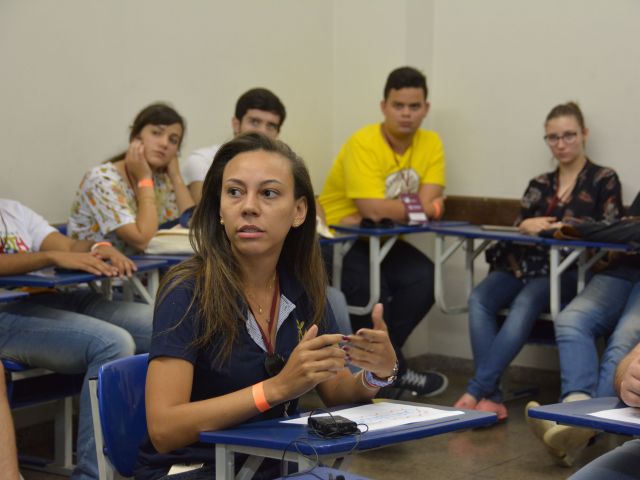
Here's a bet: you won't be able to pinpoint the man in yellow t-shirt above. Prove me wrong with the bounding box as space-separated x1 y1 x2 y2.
319 66 447 397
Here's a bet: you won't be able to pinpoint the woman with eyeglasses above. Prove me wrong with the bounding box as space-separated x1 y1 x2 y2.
136 133 398 480
453 102 623 421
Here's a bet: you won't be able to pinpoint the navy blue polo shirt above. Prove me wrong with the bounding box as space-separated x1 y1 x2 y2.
135 268 338 480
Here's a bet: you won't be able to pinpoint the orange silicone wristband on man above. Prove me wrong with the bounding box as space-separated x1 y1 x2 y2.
252 382 271 413
90 241 112 253
137 178 154 189
431 200 442 220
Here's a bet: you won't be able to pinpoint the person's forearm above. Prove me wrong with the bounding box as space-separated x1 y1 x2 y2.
318 370 377 407
149 382 282 453
69 240 93 253
355 199 407 222
188 182 203 205
0 251 55 275
169 172 195 214
135 193 160 239
0 381 20 480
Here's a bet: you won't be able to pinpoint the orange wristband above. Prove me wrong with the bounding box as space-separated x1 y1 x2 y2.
431 200 442 220
90 241 112 253
252 382 271 413
137 178 154 189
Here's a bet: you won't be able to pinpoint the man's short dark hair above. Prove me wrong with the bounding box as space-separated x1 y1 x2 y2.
383 67 428 100
234 88 286 130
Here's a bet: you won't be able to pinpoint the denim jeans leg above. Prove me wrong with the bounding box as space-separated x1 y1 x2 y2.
554 274 630 399
0 301 137 480
468 274 549 402
596 281 640 397
26 290 153 352
467 271 523 385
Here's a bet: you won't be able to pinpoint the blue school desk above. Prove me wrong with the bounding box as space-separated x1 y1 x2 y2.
329 221 467 315
132 234 359 267
0 258 169 304
0 289 28 302
200 401 496 479
527 397 640 437
426 223 632 319
131 254 191 266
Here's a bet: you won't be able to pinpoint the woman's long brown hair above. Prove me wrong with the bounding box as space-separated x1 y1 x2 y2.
156 133 327 366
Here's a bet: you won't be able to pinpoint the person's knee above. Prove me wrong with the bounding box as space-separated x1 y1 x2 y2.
554 309 591 340
468 288 490 312
92 327 136 364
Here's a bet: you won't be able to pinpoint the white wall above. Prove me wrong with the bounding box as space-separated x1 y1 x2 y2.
405 0 640 368
431 0 640 203
2 0 638 369
0 0 335 221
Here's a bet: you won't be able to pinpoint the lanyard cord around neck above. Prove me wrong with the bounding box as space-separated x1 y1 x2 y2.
250 274 280 354
381 124 414 193
545 165 583 216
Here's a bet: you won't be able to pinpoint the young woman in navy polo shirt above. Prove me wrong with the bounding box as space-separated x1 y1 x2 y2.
136 133 398 480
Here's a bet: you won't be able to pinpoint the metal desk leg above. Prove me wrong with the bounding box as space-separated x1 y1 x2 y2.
216 444 235 480
549 247 560 320
346 235 396 316
577 249 608 293
332 239 355 291
236 455 264 480
549 246 584 319
127 275 155 305
296 452 317 472
147 269 159 299
434 235 488 315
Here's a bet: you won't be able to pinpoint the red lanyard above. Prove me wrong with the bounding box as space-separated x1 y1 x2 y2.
251 275 280 354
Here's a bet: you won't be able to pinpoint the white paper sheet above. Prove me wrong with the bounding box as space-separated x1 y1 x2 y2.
589 407 640 425
282 402 464 432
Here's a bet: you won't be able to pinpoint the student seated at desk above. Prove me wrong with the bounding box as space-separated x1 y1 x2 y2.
182 87 285 204
68 103 195 253
319 66 447 397
527 195 640 466
454 102 623 420
136 134 397 480
182 86 353 339
0 198 152 480
562 342 640 478
0 362 21 480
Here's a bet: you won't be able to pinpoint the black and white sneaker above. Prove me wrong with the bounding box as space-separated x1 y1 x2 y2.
395 368 448 397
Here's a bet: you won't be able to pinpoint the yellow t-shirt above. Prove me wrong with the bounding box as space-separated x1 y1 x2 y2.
319 124 446 226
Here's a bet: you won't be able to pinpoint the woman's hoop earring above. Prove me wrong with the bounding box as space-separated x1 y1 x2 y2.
220 217 225 225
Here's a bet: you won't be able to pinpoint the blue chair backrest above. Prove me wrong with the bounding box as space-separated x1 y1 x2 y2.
97 353 149 477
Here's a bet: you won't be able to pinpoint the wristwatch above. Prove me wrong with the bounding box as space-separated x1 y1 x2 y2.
363 361 399 388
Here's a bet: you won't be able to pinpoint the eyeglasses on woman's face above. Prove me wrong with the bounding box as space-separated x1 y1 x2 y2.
544 131 578 146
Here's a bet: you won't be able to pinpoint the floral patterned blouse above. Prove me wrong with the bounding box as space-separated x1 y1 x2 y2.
486 159 623 279
67 163 179 253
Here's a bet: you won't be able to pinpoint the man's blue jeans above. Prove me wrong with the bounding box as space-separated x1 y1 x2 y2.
466 270 576 403
555 273 640 399
0 290 152 480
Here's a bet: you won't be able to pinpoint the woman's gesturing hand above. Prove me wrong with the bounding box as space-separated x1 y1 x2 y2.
342 303 397 379
272 326 345 401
